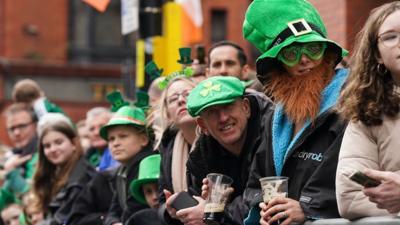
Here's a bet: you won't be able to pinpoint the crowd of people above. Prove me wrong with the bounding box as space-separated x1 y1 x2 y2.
0 0 400 225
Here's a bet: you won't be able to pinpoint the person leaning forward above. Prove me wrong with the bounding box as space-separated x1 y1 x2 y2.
168 76 273 225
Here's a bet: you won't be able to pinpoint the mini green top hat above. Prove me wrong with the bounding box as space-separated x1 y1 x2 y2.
100 105 147 140
107 91 129 112
145 61 163 80
243 0 348 76
177 47 193 64
134 90 149 110
130 154 161 205
187 76 250 117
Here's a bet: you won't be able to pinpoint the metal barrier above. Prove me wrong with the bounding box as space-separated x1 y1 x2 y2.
304 216 400 225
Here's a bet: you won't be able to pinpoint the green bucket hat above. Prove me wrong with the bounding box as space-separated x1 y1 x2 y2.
187 76 250 117
243 0 348 77
100 105 147 140
129 154 161 205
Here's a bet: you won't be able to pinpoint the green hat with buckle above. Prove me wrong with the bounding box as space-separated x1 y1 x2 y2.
243 0 348 77
100 105 147 140
187 76 250 117
129 154 161 205
177 47 193 65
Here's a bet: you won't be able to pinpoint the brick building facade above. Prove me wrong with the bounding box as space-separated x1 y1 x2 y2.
0 0 395 143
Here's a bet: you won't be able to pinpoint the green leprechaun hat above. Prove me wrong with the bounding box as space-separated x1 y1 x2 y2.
187 76 251 117
145 60 163 80
129 154 161 205
134 90 150 110
243 0 348 77
100 105 147 140
177 47 193 64
106 91 129 112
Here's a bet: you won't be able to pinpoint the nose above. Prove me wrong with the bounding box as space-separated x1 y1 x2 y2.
177 94 187 105
298 54 311 65
217 109 229 122
219 64 228 75
151 191 158 201
11 128 21 136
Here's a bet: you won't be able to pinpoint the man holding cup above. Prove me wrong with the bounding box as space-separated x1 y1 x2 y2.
171 76 273 225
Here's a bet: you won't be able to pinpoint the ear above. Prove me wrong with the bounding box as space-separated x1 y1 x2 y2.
196 117 209 135
140 134 150 147
242 98 251 119
241 64 250 80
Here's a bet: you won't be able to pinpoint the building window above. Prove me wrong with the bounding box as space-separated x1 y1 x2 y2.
68 0 136 64
211 9 227 43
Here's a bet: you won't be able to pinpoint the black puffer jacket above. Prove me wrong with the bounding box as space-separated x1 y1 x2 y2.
186 92 274 225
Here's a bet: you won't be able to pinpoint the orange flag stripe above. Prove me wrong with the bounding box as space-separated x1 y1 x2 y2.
82 0 111 12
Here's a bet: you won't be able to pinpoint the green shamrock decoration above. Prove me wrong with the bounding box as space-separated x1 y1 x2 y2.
200 81 221 97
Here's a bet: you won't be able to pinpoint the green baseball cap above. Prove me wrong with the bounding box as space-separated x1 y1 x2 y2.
187 76 250 117
129 154 161 205
100 105 147 140
243 0 348 76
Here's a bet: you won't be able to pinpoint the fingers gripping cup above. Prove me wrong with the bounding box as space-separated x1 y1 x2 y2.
203 173 233 225
259 176 289 225
259 176 288 202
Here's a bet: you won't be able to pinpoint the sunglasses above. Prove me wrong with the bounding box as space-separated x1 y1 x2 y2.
277 42 327 67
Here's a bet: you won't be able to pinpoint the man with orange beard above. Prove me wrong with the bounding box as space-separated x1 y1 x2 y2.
242 0 349 225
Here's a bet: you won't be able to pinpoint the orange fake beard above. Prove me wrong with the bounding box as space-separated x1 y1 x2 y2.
265 61 334 124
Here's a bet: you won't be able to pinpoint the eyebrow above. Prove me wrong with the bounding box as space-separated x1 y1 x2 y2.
378 29 400 36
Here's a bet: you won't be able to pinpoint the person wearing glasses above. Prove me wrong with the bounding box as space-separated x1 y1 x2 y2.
242 0 349 224
336 1 400 219
156 75 199 225
2 103 39 195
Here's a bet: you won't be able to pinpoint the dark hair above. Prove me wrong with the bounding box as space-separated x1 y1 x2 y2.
33 122 82 213
208 41 247 66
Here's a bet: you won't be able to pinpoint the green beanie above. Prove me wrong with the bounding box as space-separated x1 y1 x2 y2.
243 0 348 76
129 154 161 205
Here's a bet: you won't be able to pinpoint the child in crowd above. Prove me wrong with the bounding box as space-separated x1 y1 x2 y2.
336 1 400 219
100 106 154 225
21 192 44 225
12 79 66 119
1 203 25 225
125 154 162 225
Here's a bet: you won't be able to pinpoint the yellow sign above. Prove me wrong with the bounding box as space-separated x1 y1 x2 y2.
136 39 145 88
